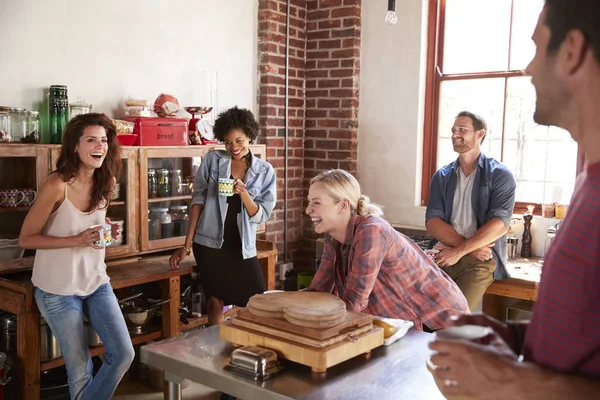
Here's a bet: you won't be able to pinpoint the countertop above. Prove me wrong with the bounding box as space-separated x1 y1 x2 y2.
141 325 444 400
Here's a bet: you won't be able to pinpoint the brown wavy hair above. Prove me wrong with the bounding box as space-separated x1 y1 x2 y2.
54 113 122 212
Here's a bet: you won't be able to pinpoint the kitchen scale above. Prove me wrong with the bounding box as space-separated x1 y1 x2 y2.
184 106 217 145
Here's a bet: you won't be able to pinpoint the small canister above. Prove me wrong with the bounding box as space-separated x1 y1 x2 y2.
169 205 189 237
148 169 157 198
69 97 92 120
0 111 10 142
507 237 518 260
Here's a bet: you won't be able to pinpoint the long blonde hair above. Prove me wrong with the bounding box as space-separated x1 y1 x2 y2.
310 169 383 217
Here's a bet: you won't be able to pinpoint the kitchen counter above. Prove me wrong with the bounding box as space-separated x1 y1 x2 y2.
0 243 278 400
483 257 543 319
141 325 443 400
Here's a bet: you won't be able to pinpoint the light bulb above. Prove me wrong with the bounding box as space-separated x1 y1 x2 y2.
385 10 398 25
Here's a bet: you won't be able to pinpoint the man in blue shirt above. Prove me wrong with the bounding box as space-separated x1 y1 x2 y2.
425 111 516 311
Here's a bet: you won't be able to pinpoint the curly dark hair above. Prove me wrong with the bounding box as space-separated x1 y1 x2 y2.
54 113 122 212
213 106 259 143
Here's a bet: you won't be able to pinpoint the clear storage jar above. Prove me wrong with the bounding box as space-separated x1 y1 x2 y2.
170 205 189 237
0 112 10 142
148 208 163 240
23 111 40 143
10 108 27 142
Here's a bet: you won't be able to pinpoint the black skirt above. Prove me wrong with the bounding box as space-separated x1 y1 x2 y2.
193 193 266 307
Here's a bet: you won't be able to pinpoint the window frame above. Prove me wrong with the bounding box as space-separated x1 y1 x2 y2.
421 0 585 216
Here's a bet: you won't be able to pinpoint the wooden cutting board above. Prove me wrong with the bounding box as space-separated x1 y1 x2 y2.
231 317 374 348
248 292 346 321
236 307 372 340
220 319 384 373
248 291 347 328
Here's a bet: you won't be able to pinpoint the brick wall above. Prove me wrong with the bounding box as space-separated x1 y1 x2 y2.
258 0 361 266
257 0 308 261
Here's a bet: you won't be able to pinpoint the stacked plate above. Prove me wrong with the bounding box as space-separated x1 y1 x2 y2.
247 291 347 328
111 184 121 200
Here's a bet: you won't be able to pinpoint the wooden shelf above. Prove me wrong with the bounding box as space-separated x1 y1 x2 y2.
148 195 191 203
180 315 208 331
109 200 125 206
179 308 239 331
40 326 162 371
0 206 31 213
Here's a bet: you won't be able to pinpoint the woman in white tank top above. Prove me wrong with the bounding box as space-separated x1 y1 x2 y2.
19 113 134 400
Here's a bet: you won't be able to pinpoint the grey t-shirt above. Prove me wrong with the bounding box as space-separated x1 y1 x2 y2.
450 167 477 239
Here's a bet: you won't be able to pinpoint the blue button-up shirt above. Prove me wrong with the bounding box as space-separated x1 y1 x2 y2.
191 150 276 259
425 153 516 280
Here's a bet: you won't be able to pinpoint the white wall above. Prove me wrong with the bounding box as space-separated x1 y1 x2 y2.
358 0 429 228
0 0 258 117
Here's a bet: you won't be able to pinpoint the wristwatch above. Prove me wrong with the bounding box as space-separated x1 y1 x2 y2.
182 246 191 255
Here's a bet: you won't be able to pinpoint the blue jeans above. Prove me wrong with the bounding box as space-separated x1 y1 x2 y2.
35 283 134 400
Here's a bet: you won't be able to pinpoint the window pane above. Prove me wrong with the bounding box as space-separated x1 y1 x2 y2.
509 0 545 70
443 0 511 74
503 77 577 204
437 78 505 168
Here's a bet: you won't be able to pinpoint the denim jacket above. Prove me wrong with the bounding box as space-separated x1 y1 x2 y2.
425 153 516 280
192 150 276 259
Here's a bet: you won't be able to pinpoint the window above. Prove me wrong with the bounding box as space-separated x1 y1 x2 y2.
422 0 583 214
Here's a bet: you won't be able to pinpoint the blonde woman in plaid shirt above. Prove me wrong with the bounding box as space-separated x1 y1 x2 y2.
306 169 469 331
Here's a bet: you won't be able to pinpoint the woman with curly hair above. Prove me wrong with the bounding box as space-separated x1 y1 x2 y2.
19 113 133 400
170 106 276 325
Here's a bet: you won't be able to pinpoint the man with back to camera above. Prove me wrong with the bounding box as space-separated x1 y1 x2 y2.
429 1 600 398
425 111 516 311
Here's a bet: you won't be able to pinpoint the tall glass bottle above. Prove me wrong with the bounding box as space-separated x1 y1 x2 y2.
49 86 61 144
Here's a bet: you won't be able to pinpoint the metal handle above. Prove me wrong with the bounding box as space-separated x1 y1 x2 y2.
117 292 143 304
158 123 173 126
347 333 359 343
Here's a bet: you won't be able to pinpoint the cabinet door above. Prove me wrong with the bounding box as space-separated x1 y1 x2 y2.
139 147 208 252
105 147 139 258
0 145 50 262
50 146 139 258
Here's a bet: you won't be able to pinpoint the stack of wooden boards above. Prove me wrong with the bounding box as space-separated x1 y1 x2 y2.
220 292 384 373
247 291 347 328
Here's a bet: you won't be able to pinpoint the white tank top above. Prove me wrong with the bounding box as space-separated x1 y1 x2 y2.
32 185 110 296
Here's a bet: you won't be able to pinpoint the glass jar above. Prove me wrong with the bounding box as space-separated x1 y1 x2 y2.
157 169 170 197
159 208 173 239
171 169 183 196
544 223 560 258
170 205 189 237
148 169 157 198
69 97 92 120
10 108 27 142
0 111 10 142
148 208 163 240
23 111 40 143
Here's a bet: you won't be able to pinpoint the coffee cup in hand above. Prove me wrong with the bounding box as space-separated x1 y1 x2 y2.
90 224 112 247
435 324 493 345
218 178 235 197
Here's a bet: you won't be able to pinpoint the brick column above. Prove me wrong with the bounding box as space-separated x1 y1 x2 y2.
257 0 308 261
257 0 361 267
301 0 362 264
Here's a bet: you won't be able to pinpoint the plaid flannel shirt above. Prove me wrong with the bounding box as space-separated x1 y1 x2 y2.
309 215 469 330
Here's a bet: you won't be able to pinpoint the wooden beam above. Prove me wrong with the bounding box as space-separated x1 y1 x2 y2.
17 308 40 400
160 276 181 339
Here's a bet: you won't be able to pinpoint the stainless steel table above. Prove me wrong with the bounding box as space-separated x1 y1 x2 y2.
140 326 444 400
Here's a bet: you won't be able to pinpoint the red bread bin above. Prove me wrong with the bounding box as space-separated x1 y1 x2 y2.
132 118 188 146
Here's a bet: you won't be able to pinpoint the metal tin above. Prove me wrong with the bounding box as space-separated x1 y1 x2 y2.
230 346 279 375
